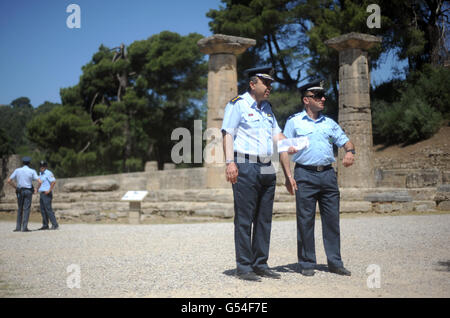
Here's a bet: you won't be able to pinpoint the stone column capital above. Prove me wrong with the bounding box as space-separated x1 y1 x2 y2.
197 34 256 55
325 32 382 51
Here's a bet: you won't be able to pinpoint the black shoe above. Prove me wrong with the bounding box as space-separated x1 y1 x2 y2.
236 271 262 282
329 266 351 276
13 229 20 232
38 226 49 230
21 228 31 232
254 268 281 279
300 268 315 276
50 226 59 230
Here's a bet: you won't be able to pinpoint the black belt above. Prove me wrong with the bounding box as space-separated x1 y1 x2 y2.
295 163 332 172
234 152 271 165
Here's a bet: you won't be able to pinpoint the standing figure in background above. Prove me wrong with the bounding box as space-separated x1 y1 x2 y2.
37 161 59 230
7 156 39 232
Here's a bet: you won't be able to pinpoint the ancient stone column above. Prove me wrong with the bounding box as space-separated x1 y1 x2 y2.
325 33 381 188
198 34 256 188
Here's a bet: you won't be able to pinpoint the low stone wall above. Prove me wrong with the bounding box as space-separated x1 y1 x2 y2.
375 168 450 188
1 156 449 223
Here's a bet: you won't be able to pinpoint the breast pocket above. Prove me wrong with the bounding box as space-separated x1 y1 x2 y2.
294 126 314 137
243 113 260 129
319 126 336 144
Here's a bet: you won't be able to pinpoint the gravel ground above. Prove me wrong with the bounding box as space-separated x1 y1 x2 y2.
0 213 449 298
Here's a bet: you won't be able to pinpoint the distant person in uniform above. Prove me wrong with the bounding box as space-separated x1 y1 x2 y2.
282 80 355 277
37 161 59 230
7 156 39 232
222 66 293 282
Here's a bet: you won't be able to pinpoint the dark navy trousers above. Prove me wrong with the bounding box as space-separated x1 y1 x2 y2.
39 192 58 228
16 188 33 231
294 166 343 270
232 158 276 275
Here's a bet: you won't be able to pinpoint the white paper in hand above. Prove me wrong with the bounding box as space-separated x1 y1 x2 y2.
277 136 309 153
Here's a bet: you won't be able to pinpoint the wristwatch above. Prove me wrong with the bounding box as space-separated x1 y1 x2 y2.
226 159 234 164
346 149 356 154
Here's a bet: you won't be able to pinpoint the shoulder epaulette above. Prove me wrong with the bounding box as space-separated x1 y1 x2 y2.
286 112 301 121
229 95 242 104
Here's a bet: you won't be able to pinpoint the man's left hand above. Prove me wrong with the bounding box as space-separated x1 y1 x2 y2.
342 152 355 167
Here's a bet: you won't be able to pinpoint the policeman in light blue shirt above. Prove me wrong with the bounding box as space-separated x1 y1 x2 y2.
282 80 355 277
221 66 287 282
37 161 59 230
7 156 39 232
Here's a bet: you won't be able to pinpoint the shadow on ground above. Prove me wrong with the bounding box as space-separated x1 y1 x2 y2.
435 260 450 272
223 263 334 277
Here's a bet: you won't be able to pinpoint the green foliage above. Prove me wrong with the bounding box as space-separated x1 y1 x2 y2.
0 97 34 151
269 90 303 128
0 128 14 159
26 105 97 177
209 0 448 146
372 65 448 145
372 98 442 145
27 31 207 177
407 64 450 117
207 0 305 89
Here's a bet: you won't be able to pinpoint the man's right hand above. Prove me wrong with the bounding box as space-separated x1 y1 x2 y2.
226 162 239 184
285 176 297 195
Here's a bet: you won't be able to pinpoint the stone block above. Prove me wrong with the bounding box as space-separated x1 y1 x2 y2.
413 201 436 212
437 201 450 211
442 172 450 183
437 184 450 192
163 163 176 170
62 182 87 192
374 203 394 213
161 211 181 218
145 161 158 172
193 202 234 218
374 169 408 188
373 202 413 213
434 184 450 203
120 177 146 190
340 201 372 213
364 191 412 202
273 202 296 214
62 179 119 192
80 214 100 222
407 188 438 201
108 212 118 220
88 179 120 192
406 171 440 188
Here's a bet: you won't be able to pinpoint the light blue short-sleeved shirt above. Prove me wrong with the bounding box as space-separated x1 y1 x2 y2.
283 110 349 166
221 92 282 157
38 169 56 192
9 165 39 189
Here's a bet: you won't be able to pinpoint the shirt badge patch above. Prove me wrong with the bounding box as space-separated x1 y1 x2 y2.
248 113 254 116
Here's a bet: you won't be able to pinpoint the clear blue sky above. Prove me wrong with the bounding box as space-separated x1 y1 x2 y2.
0 0 223 106
0 0 405 107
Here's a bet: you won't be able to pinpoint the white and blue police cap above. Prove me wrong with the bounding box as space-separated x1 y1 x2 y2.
244 66 275 81
299 80 325 93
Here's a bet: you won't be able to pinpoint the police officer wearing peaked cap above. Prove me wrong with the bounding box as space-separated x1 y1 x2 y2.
7 156 39 232
221 66 294 282
281 80 355 277
37 161 59 230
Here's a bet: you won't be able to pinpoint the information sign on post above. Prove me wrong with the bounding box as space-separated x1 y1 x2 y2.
121 191 148 224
